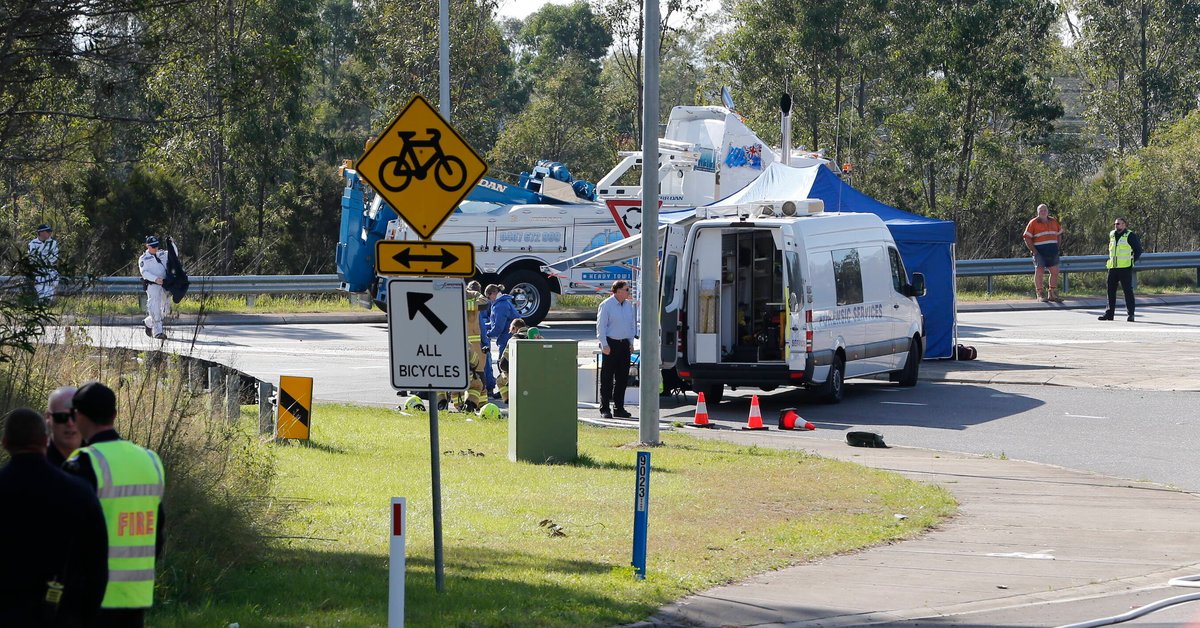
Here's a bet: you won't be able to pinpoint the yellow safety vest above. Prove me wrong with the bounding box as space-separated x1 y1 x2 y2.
78 440 165 609
1107 231 1134 269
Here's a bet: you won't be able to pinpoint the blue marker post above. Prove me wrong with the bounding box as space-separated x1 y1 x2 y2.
632 451 651 579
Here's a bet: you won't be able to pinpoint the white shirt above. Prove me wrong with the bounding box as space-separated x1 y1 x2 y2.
596 295 637 350
139 249 169 283
28 237 59 269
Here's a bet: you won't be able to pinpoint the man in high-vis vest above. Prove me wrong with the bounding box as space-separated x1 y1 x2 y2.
1098 217 1143 322
64 382 165 628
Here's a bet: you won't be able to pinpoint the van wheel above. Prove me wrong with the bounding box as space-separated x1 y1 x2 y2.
701 382 724 404
502 269 551 326
819 355 845 404
897 338 921 387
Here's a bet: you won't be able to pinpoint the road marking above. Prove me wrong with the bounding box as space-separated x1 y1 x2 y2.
987 551 1056 560
881 401 926 406
1064 413 1108 419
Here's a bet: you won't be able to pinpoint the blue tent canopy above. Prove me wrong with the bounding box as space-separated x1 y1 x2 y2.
718 163 958 358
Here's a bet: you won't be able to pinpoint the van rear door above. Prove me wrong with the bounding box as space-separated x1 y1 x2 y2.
660 224 686 368
783 246 807 372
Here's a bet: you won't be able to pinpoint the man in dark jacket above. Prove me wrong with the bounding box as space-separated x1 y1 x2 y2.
0 407 108 627
1098 217 1144 322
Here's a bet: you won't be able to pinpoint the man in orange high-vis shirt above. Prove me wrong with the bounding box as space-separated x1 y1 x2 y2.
1023 203 1064 302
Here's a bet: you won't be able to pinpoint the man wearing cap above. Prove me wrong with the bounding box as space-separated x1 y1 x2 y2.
28 224 60 301
0 407 109 626
138 236 172 340
45 385 80 468
64 382 166 628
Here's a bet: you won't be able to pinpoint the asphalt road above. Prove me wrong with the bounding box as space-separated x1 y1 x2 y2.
70 304 1200 493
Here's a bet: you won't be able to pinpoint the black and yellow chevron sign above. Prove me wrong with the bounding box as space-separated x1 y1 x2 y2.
277 375 313 440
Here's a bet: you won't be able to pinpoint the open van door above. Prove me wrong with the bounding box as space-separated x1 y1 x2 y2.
660 224 686 368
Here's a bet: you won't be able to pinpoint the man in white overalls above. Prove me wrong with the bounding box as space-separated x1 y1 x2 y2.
138 236 173 340
28 224 59 301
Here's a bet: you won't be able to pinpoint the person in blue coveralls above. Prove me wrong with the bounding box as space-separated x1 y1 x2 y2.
468 281 498 398
485 284 518 377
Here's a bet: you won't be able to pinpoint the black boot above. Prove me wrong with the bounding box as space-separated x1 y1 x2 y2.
1098 311 1114 321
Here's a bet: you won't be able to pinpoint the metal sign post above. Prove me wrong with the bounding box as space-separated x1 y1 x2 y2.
632 451 651 579
639 0 661 445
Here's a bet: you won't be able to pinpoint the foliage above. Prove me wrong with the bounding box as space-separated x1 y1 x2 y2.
1066 0 1200 152
1070 110 1200 252
0 334 280 604
7 0 1200 271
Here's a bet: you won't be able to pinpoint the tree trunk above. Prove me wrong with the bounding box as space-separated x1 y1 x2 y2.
1138 0 1150 148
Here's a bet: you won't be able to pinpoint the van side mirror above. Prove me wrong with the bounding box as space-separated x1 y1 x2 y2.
908 272 926 298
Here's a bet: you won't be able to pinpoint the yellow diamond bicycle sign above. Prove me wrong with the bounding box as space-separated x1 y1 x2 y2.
356 94 488 240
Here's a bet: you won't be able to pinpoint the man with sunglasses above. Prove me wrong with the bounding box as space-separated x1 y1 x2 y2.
1099 217 1143 322
44 386 80 468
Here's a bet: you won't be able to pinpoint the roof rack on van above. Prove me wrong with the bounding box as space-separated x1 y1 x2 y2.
705 198 825 220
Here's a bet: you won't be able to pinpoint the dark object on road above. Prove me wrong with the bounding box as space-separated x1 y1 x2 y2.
847 431 888 448
163 236 190 304
953 344 978 360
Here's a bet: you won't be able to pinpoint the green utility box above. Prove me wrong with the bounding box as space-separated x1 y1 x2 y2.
509 339 578 463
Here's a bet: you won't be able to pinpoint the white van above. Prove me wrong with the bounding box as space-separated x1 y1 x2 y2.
660 200 926 403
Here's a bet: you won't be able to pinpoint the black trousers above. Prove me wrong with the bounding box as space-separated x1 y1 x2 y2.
600 338 632 411
1106 267 1135 315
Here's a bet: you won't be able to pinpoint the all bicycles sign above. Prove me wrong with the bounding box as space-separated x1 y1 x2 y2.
356 95 488 240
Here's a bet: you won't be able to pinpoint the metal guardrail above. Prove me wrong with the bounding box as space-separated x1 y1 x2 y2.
958 252 1200 292
74 274 342 295
4 252 1198 300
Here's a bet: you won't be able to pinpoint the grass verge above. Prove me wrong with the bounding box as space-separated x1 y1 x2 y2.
150 405 956 627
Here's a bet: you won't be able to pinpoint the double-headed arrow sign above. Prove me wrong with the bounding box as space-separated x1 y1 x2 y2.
376 240 475 277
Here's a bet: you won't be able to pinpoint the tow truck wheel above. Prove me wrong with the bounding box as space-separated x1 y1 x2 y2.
502 269 551 326
370 277 388 313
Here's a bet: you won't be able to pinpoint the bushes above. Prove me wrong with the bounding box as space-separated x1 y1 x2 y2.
0 329 281 606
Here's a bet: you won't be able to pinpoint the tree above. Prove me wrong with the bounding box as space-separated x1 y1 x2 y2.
487 58 617 182
599 0 707 141
1066 0 1200 153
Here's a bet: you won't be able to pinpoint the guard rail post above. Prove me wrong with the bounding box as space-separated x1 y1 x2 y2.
258 381 275 436
225 372 241 422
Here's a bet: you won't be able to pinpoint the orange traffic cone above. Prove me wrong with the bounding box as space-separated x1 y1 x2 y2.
741 395 769 430
688 392 713 428
778 408 815 431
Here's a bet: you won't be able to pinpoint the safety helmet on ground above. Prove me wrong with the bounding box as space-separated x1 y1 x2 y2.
403 395 426 412
478 402 502 420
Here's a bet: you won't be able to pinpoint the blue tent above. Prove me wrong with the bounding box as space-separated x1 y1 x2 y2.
718 163 958 358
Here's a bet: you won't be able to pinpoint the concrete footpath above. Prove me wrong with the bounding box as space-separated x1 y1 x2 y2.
637 430 1200 627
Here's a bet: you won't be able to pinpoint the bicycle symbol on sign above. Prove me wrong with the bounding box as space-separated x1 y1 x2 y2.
377 128 468 193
